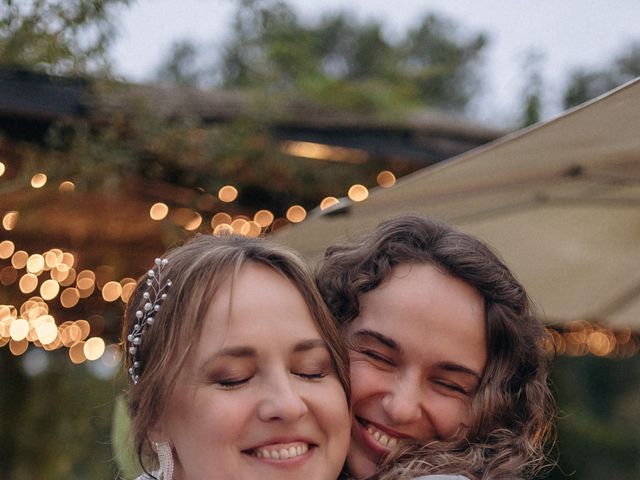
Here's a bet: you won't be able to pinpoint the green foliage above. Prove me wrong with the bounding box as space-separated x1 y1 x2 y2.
563 42 640 108
112 394 141 480
159 0 487 113
0 348 124 480
0 0 130 74
519 51 545 127
155 39 207 87
548 355 640 480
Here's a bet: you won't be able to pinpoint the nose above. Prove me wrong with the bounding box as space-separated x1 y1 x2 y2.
380 377 423 425
257 374 309 423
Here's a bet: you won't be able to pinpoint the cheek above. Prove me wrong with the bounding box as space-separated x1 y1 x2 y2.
430 397 471 439
166 390 243 451
349 361 389 406
308 378 351 427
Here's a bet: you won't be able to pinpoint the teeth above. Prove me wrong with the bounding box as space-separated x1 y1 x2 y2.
366 425 400 449
254 443 309 460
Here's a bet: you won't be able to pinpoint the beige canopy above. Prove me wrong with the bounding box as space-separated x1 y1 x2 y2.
276 79 640 331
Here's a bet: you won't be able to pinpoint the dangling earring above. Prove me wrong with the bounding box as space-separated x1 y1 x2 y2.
155 442 174 480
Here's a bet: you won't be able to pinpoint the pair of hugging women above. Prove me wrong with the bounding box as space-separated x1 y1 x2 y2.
123 215 555 480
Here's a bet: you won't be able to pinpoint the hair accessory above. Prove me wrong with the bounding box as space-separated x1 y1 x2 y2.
127 258 171 384
155 441 174 480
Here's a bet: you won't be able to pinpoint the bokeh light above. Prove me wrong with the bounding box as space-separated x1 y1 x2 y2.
320 197 340 211
30 173 47 188
231 218 250 235
84 337 106 361
69 341 86 364
213 223 234 236
40 279 60 300
184 211 203 231
19 274 38 294
218 185 238 202
9 338 28 356
286 205 307 223
0 240 15 259
102 281 123 302
26 254 45 274
211 212 232 228
9 318 30 341
376 170 396 187
60 288 80 308
253 210 274 228
348 184 369 202
35 321 58 345
3 211 19 231
0 266 17 286
58 181 75 192
149 202 169 220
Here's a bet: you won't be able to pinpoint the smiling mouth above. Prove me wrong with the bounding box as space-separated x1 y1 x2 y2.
245 442 313 460
357 418 400 449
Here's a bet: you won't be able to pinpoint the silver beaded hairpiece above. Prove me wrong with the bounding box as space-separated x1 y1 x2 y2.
127 258 172 384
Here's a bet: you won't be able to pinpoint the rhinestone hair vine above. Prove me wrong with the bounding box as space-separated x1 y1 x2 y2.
127 258 171 384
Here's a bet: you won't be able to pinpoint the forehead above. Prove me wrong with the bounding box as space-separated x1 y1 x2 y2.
196 262 322 355
352 263 486 367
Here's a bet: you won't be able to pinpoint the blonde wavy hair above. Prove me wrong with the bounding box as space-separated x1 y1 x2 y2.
122 234 350 477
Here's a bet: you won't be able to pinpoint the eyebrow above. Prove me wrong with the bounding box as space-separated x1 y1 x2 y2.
216 346 256 358
352 329 401 352
213 338 327 359
293 338 328 353
353 329 482 380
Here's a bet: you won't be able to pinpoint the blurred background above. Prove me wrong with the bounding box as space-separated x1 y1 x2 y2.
1 1 639 478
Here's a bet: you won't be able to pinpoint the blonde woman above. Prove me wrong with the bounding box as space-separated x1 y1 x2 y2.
122 234 351 480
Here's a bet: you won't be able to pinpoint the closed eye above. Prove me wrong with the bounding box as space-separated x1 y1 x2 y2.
216 376 252 389
434 380 469 395
294 371 327 380
360 349 395 366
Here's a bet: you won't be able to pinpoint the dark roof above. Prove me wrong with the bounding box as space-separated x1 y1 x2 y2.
0 68 503 163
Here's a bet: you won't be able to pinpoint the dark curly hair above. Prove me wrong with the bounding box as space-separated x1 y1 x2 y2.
316 215 555 480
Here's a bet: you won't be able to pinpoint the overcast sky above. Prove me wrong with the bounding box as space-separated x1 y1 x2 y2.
110 0 640 126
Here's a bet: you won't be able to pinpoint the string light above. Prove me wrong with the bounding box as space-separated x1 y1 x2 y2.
0 240 15 259
376 170 396 188
84 337 106 361
58 181 75 192
30 173 47 188
149 202 169 220
320 197 339 211
348 184 369 202
253 210 274 228
184 211 203 231
286 205 307 223
218 185 238 203
2 211 19 231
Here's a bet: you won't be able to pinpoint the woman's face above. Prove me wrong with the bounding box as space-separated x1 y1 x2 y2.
346 263 487 478
157 263 350 480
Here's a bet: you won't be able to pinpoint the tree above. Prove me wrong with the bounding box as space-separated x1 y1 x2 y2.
519 50 545 127
155 39 208 87
0 0 130 74
563 42 640 108
158 0 488 113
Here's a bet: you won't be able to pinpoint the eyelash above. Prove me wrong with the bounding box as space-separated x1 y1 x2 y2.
434 380 469 395
215 370 327 389
216 377 251 389
295 371 327 380
360 349 395 366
